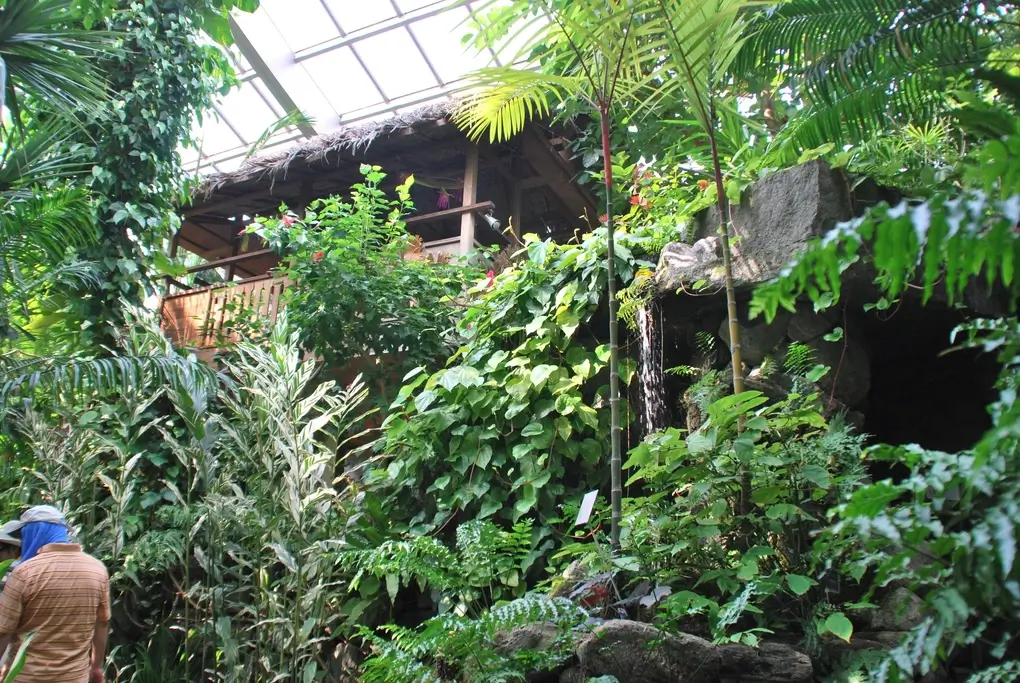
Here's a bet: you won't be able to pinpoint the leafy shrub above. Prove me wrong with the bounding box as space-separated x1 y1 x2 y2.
560 391 867 645
248 165 474 384
372 228 656 543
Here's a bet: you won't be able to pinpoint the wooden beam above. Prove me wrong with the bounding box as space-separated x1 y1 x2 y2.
186 249 273 274
460 144 480 254
184 189 293 217
403 201 495 226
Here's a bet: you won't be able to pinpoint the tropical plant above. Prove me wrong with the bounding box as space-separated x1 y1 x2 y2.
374 227 652 545
747 126 1020 681
74 0 258 344
12 313 376 681
733 0 1020 152
456 0 667 551
246 165 474 389
0 0 115 124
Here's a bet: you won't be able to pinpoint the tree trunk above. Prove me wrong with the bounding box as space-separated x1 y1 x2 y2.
601 110 623 553
708 114 750 517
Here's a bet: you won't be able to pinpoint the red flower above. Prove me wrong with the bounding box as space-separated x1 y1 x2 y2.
282 215 296 227
485 269 495 287
312 251 324 262
599 214 609 224
697 179 710 191
629 195 649 209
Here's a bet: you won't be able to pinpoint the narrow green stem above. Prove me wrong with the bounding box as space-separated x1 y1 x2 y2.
601 108 623 553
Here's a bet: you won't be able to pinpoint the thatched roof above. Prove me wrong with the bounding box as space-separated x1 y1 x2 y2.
196 100 456 197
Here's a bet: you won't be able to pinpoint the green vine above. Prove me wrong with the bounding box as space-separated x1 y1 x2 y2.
75 0 251 344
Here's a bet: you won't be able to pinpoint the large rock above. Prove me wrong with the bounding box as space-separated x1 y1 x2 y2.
572 620 812 683
655 160 851 293
869 587 926 631
574 620 721 683
717 641 813 682
806 337 871 408
718 310 792 366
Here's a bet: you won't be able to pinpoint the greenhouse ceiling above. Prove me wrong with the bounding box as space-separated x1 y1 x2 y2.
183 0 531 176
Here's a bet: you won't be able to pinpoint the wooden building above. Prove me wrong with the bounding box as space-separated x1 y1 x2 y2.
161 102 598 360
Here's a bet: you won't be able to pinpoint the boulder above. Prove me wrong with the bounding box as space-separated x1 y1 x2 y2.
717 310 792 366
717 642 813 683
869 587 926 631
806 336 871 408
655 160 851 293
574 620 721 683
655 236 724 293
495 623 561 656
787 304 838 343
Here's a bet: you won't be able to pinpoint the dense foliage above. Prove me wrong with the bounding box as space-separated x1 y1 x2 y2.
2 0 1020 681
248 166 473 385
76 0 255 344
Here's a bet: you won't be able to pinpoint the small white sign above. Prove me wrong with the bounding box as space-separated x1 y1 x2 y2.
574 490 599 527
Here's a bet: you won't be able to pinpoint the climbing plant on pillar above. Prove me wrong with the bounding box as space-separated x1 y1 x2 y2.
73 0 258 346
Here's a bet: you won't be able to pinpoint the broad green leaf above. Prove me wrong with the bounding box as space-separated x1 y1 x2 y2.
822 612 853 642
786 574 816 596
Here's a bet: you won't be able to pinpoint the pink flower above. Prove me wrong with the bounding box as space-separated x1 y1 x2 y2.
282 215 296 227
599 214 609 224
485 269 495 287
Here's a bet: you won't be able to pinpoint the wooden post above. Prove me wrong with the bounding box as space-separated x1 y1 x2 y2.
460 144 480 255
226 216 240 282
164 231 180 295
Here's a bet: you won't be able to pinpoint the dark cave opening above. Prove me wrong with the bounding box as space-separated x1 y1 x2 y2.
860 301 1001 456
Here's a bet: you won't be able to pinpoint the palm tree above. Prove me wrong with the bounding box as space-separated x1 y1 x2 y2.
454 0 764 545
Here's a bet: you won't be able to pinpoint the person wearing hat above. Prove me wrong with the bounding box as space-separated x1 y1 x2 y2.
0 506 110 683
0 522 20 565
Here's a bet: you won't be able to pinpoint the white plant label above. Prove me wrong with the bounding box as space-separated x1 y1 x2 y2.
575 490 599 527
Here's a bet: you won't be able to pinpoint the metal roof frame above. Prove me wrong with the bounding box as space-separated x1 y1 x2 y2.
182 0 521 176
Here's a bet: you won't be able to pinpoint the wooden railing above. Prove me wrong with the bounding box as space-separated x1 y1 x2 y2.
159 236 485 359
160 275 289 353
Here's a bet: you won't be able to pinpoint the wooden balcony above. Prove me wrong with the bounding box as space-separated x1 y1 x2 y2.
161 275 289 361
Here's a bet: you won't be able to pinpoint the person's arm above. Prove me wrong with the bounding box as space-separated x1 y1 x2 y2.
89 574 111 683
0 632 11 677
0 570 24 680
89 620 108 683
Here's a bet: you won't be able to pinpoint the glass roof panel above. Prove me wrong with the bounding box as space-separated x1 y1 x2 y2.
322 0 398 32
260 0 340 51
216 80 282 142
184 0 532 175
301 47 383 115
410 7 492 83
352 30 441 99
396 0 446 12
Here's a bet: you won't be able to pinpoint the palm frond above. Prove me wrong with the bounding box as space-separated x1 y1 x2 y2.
765 68 953 158
650 0 762 130
734 0 1001 141
0 352 216 411
0 0 117 125
243 109 315 161
454 68 586 143
0 185 97 273
0 120 94 199
455 0 668 141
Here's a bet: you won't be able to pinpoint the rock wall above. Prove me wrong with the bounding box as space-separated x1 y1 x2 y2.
654 160 860 293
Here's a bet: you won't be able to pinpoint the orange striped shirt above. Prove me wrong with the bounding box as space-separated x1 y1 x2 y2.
0 544 110 683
